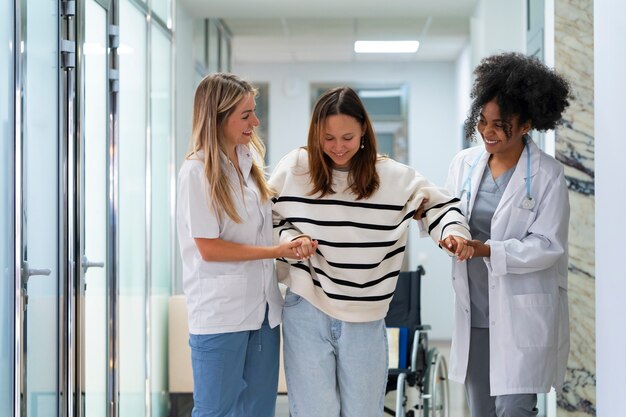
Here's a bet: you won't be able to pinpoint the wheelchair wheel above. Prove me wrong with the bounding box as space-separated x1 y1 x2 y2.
422 348 449 417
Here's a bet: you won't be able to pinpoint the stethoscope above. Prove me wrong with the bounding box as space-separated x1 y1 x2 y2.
460 136 535 216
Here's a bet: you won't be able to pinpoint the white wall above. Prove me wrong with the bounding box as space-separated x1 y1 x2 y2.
234 61 462 339
595 1 626 416
455 43 472 142
470 0 526 67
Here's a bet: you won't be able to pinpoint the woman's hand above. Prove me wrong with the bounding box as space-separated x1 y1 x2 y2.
292 236 318 260
439 235 475 261
466 239 490 258
277 237 318 260
413 197 429 220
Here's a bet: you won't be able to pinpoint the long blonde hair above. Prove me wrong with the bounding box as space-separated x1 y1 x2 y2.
187 73 273 223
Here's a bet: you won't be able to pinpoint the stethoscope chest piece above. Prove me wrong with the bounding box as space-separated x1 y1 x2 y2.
521 196 535 210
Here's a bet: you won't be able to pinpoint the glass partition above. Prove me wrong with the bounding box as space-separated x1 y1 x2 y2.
0 0 14 413
152 0 171 29
119 0 147 415
150 23 172 417
207 20 219 74
219 29 231 72
82 0 109 415
23 0 61 414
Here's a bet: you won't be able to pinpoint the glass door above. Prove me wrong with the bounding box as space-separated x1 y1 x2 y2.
150 24 172 417
118 0 147 415
1 0 15 413
79 1 110 416
19 0 61 415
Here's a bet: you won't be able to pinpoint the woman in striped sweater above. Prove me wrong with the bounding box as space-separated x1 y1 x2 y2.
269 87 473 417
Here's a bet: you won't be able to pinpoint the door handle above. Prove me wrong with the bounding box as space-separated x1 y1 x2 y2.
21 261 52 284
81 255 104 273
20 262 52 306
27 268 52 277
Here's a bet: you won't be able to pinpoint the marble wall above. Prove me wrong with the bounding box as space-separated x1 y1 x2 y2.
554 0 595 415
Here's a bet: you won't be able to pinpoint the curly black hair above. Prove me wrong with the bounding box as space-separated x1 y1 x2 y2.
464 52 571 140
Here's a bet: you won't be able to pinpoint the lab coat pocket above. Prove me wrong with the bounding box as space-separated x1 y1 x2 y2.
504 206 536 240
511 293 556 348
199 274 247 325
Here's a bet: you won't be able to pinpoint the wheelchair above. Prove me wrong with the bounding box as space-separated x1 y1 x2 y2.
384 266 450 417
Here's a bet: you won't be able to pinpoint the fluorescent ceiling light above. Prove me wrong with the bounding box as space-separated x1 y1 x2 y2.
358 88 404 98
354 40 419 54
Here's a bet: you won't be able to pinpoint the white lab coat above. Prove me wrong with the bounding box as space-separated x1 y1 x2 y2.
445 139 570 395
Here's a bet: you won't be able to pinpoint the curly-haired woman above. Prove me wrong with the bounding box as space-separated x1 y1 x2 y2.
445 52 571 417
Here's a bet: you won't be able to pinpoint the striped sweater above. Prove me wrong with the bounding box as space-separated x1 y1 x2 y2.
270 148 470 322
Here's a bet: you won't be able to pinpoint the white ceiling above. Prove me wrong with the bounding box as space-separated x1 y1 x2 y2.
180 0 479 63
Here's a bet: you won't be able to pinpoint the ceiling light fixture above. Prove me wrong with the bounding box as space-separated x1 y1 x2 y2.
354 40 419 54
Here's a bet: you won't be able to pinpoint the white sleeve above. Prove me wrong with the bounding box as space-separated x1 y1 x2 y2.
180 165 220 239
419 183 471 242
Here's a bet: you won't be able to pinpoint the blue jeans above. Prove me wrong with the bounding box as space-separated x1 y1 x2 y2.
282 289 388 417
188 316 280 417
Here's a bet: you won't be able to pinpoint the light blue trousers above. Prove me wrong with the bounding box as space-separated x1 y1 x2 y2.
282 289 388 417
188 314 279 417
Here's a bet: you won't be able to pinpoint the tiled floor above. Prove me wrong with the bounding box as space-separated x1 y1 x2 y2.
274 339 470 417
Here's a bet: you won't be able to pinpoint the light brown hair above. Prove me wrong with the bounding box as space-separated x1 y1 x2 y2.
307 87 380 199
188 73 273 223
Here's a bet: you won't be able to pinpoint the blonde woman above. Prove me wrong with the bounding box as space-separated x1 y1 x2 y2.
176 73 303 417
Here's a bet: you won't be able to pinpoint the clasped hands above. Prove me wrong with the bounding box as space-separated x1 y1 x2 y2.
278 236 318 260
438 235 475 262
281 234 485 263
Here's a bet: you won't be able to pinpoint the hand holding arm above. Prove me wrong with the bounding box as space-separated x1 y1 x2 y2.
289 236 319 260
466 240 490 258
413 197 428 220
194 237 306 262
439 235 475 261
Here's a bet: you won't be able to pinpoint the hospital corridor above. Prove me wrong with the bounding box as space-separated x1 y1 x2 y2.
1 0 623 416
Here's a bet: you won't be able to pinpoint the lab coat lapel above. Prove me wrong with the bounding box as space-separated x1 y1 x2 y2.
493 137 542 227
466 150 490 220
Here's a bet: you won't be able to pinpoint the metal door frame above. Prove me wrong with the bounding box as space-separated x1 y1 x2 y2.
12 0 22 415
12 0 173 414
13 1 76 416
107 1 120 416
74 0 120 416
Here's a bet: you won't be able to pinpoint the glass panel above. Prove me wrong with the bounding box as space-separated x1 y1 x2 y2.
152 0 171 30
254 83 269 164
83 1 108 416
219 31 230 72
119 1 147 415
23 0 60 414
193 19 206 76
0 0 14 413
150 24 171 417
377 132 394 158
360 95 402 117
207 20 218 74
